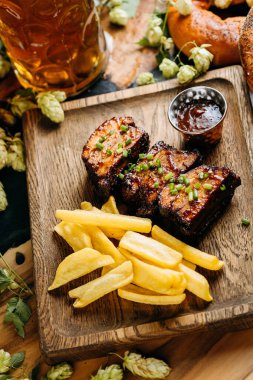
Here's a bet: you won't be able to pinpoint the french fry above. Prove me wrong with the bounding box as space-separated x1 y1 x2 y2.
80 201 93 210
118 284 186 305
48 248 114 290
120 247 186 295
85 226 125 265
56 209 152 233
119 231 182 269
54 221 92 251
152 225 224 271
101 196 120 214
178 263 213 302
182 259 196 271
100 199 126 240
69 261 133 308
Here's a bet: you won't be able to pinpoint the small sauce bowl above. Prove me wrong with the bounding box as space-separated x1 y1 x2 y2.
168 86 227 148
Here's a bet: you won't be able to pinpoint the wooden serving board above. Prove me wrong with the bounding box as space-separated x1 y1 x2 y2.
23 66 253 363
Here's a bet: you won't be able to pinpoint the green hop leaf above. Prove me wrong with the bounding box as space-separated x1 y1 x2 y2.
0 57 11 79
10 352 25 369
0 139 8 170
4 297 31 338
91 365 123 380
6 133 26 172
45 362 73 380
123 351 171 379
0 269 12 292
0 350 11 374
10 95 37 118
0 182 8 211
15 298 32 324
136 72 155 86
36 93 64 123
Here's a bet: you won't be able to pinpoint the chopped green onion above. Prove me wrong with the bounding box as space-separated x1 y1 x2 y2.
95 142 104 150
203 183 213 191
154 182 159 188
170 189 178 195
117 148 123 154
203 172 209 179
242 218 250 226
118 173 124 180
120 124 129 132
125 138 132 146
193 189 198 200
175 184 183 191
147 154 154 161
169 183 175 190
158 167 164 174
220 184 226 191
123 149 128 158
194 182 201 189
188 191 194 202
109 129 115 135
178 174 186 183
135 165 141 172
141 164 149 171
99 136 106 143
184 178 190 186
106 149 112 156
199 172 204 180
128 163 135 170
185 186 191 194
118 142 123 148
148 161 154 168
165 172 174 181
156 159 161 168
139 153 146 160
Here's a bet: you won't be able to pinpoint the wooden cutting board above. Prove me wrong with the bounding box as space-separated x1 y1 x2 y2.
23 66 253 363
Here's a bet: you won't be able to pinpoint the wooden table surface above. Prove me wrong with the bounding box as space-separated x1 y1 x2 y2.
1 1 253 378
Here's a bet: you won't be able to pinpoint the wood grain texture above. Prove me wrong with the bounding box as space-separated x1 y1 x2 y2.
2 243 253 380
22 66 253 362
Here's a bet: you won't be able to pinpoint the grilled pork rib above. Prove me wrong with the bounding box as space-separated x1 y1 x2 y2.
159 165 241 239
82 117 149 199
122 141 201 217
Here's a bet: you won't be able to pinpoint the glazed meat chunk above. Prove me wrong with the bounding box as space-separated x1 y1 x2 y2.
82 117 149 199
122 141 201 216
159 165 241 239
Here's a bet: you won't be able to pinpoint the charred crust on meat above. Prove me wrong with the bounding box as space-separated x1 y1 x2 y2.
122 141 202 217
158 165 241 240
82 117 149 199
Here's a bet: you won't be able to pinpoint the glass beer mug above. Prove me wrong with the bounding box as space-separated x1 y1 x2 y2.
0 0 107 96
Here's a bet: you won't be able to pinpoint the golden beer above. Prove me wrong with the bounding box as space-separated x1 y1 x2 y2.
0 0 107 95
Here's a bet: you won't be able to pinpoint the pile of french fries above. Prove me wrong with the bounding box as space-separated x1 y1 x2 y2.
49 196 224 308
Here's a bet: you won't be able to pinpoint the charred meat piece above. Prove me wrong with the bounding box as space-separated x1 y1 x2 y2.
122 141 201 216
159 165 241 239
82 117 149 199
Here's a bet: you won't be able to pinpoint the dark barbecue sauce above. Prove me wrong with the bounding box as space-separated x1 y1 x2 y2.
177 99 223 132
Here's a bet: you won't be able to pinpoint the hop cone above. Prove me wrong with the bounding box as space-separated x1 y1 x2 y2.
6 133 26 172
0 139 8 170
91 365 123 380
36 93 64 123
0 181 8 211
0 57 10 79
123 351 171 379
45 362 73 380
11 95 37 118
0 349 11 373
